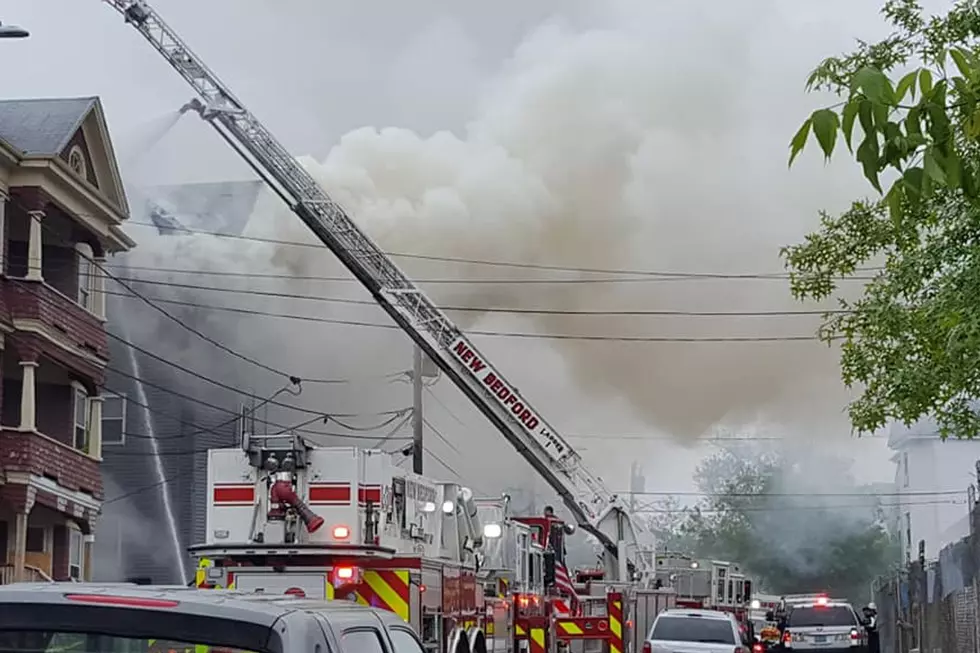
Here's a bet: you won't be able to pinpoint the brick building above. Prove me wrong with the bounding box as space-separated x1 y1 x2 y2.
0 97 134 583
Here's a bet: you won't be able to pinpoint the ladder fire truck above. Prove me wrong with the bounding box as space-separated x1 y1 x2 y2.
652 553 754 619
100 0 683 649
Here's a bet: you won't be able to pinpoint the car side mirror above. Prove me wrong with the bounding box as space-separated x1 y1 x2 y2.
765 611 774 621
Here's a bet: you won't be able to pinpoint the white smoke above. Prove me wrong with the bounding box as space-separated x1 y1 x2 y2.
116 0 896 501
239 16 869 440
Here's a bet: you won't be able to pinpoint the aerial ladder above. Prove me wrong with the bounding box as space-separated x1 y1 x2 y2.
101 0 653 585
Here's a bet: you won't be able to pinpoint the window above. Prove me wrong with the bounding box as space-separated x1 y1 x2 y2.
787 606 857 627
25 526 46 553
75 243 93 311
68 145 87 177
650 616 736 644
905 512 912 551
68 527 83 580
73 386 89 453
102 393 127 445
341 630 387 653
388 629 425 653
902 452 910 487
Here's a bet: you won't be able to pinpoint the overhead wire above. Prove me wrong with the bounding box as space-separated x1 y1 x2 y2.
122 220 882 280
12 197 386 385
102 274 847 317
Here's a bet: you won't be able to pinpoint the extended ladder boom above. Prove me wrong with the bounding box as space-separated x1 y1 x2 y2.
104 0 650 581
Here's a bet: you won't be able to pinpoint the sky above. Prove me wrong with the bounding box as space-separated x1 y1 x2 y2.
0 0 940 508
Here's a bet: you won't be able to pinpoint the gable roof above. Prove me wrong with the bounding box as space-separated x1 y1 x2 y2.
0 96 98 156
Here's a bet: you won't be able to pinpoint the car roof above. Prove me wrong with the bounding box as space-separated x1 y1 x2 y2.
791 601 853 610
658 608 736 621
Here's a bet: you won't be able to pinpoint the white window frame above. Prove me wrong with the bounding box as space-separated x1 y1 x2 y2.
68 145 87 178
72 384 89 453
75 243 93 311
101 392 127 446
68 525 84 581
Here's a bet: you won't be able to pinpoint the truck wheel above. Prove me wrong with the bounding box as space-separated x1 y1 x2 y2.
448 628 470 653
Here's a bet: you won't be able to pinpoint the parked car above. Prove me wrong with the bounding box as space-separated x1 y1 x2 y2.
643 608 750 653
0 583 426 653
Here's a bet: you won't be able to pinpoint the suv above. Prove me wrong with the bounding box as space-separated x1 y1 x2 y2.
0 583 426 653
778 598 867 653
644 609 750 653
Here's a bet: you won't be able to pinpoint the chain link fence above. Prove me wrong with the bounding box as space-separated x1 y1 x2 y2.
873 501 980 653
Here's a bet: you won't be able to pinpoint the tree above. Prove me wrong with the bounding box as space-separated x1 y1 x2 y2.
783 0 980 437
679 448 900 603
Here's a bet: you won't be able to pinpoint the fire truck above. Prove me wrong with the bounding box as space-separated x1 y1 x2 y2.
188 429 653 653
652 553 754 619
102 0 680 649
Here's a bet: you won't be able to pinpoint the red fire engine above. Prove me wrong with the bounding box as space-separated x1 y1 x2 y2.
190 432 643 653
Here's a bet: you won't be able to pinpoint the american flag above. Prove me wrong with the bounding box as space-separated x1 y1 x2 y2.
554 562 580 609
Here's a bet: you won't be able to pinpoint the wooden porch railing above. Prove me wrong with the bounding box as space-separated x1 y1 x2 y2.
0 564 54 584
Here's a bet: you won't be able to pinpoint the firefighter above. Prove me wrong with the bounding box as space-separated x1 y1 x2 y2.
862 603 879 653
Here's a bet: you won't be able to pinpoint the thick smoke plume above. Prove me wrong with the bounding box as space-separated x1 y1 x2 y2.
117 0 891 501
237 18 867 440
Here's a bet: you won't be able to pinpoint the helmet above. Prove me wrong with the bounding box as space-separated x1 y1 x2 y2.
868 602 877 611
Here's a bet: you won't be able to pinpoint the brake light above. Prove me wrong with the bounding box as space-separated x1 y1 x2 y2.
65 594 179 608
782 631 792 645
335 566 354 580
850 629 860 640
332 525 350 540
642 642 652 653
752 644 764 653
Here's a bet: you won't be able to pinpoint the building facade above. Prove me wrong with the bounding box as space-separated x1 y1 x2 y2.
0 97 133 583
889 418 980 562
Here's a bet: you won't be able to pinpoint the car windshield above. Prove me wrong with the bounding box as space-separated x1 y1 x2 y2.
0 632 260 653
788 607 856 627
651 616 736 644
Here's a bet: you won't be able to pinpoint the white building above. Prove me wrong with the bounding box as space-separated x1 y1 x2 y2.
888 419 978 561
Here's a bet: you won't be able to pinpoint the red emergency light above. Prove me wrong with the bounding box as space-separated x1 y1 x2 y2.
335 566 355 581
332 525 350 540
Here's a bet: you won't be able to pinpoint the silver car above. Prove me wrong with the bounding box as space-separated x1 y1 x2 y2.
782 598 868 653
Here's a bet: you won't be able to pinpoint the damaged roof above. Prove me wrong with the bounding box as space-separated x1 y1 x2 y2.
0 96 97 156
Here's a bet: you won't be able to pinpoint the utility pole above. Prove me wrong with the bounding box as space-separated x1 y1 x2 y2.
412 346 424 474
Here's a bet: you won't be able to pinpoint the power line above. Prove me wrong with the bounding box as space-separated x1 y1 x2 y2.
108 331 406 418
123 220 880 280
623 489 966 498
105 274 843 317
102 289 826 343
632 499 963 513
14 197 329 385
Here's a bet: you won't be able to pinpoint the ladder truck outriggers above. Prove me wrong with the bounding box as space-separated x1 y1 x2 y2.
103 0 675 647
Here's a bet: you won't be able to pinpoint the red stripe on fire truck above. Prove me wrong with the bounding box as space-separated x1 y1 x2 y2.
358 485 382 504
212 484 254 505
308 483 351 505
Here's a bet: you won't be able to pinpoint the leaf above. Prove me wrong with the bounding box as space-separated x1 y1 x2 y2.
945 152 963 188
919 68 934 96
788 118 812 167
902 166 924 201
895 70 918 102
842 100 860 152
859 100 875 136
856 136 883 193
923 147 947 185
811 108 840 159
851 66 895 104
950 48 975 81
885 180 904 223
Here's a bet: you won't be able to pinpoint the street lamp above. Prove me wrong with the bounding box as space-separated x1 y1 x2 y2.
0 21 29 39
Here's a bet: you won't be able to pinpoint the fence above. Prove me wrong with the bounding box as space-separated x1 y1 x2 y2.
873 494 980 653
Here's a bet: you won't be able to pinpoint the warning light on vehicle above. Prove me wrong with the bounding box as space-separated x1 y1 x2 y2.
284 587 306 597
815 595 829 606
332 525 351 540
335 566 355 581
419 584 427 593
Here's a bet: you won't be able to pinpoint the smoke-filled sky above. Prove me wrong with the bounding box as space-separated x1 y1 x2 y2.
3 0 940 502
